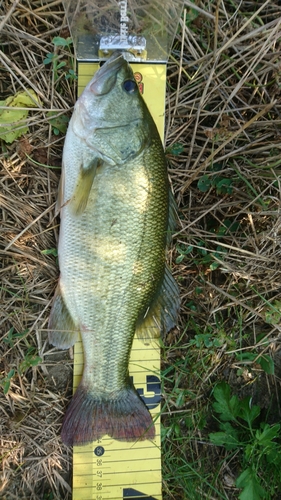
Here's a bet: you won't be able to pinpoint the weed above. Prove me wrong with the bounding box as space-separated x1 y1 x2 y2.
197 173 233 195
189 332 222 349
18 347 42 375
41 248 58 257
235 351 274 376
176 241 227 271
43 51 67 79
43 36 74 135
1 328 42 394
262 299 281 325
47 111 69 135
1 369 15 395
166 142 184 156
43 36 77 83
197 162 234 195
3 326 27 348
209 382 281 499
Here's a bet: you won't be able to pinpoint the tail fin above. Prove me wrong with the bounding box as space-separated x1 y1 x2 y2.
61 384 155 446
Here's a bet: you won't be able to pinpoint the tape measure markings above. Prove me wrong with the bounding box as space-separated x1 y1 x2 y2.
72 62 164 500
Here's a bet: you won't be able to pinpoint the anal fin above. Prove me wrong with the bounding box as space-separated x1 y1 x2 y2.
48 282 79 349
135 265 180 345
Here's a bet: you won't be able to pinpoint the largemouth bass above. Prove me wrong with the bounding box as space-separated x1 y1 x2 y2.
49 51 179 446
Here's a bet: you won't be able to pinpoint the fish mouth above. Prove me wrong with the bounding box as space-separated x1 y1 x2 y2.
90 51 127 96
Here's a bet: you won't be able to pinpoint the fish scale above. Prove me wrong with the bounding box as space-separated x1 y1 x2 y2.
61 150 167 388
49 52 179 446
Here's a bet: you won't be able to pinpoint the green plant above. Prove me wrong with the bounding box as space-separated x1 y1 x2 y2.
209 382 281 500
262 299 281 325
0 89 41 143
197 173 233 195
1 369 15 395
43 51 67 79
176 241 227 270
43 36 77 83
3 326 28 348
1 329 42 394
166 142 184 156
41 248 58 257
189 332 222 349
235 351 274 376
18 347 42 375
46 111 69 135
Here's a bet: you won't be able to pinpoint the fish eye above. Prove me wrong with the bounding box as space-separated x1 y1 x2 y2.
123 80 138 94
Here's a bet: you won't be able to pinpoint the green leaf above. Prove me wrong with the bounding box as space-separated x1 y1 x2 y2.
266 447 279 464
7 368 15 378
239 397 260 425
41 248 58 257
47 112 69 134
255 423 280 446
214 177 233 194
264 300 281 324
56 61 67 70
3 327 15 347
236 468 266 500
212 382 240 421
216 219 239 235
19 355 42 374
209 422 240 450
166 142 184 155
235 352 256 362
66 69 77 81
52 36 72 47
210 261 220 271
3 380 11 394
174 423 181 437
43 53 55 65
257 354 274 375
175 244 193 263
175 254 184 263
0 90 40 143
185 5 200 26
2 369 15 395
197 175 211 192
29 355 42 367
244 442 254 462
212 162 223 172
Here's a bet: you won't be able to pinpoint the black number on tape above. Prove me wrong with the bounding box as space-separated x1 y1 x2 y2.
94 446 105 456
123 487 158 499
133 375 161 409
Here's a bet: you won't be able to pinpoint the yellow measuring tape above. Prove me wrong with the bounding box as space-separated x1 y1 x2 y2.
73 62 166 500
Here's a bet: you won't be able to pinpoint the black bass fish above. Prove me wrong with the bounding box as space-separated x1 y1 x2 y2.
49 51 179 446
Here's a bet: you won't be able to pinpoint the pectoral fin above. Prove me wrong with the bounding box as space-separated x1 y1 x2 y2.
70 158 101 216
135 265 180 345
48 282 79 348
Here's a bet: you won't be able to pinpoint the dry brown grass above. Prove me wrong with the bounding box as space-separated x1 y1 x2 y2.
1 0 281 498
1 1 73 498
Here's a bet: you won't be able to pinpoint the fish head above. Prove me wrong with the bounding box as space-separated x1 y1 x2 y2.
72 52 154 164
